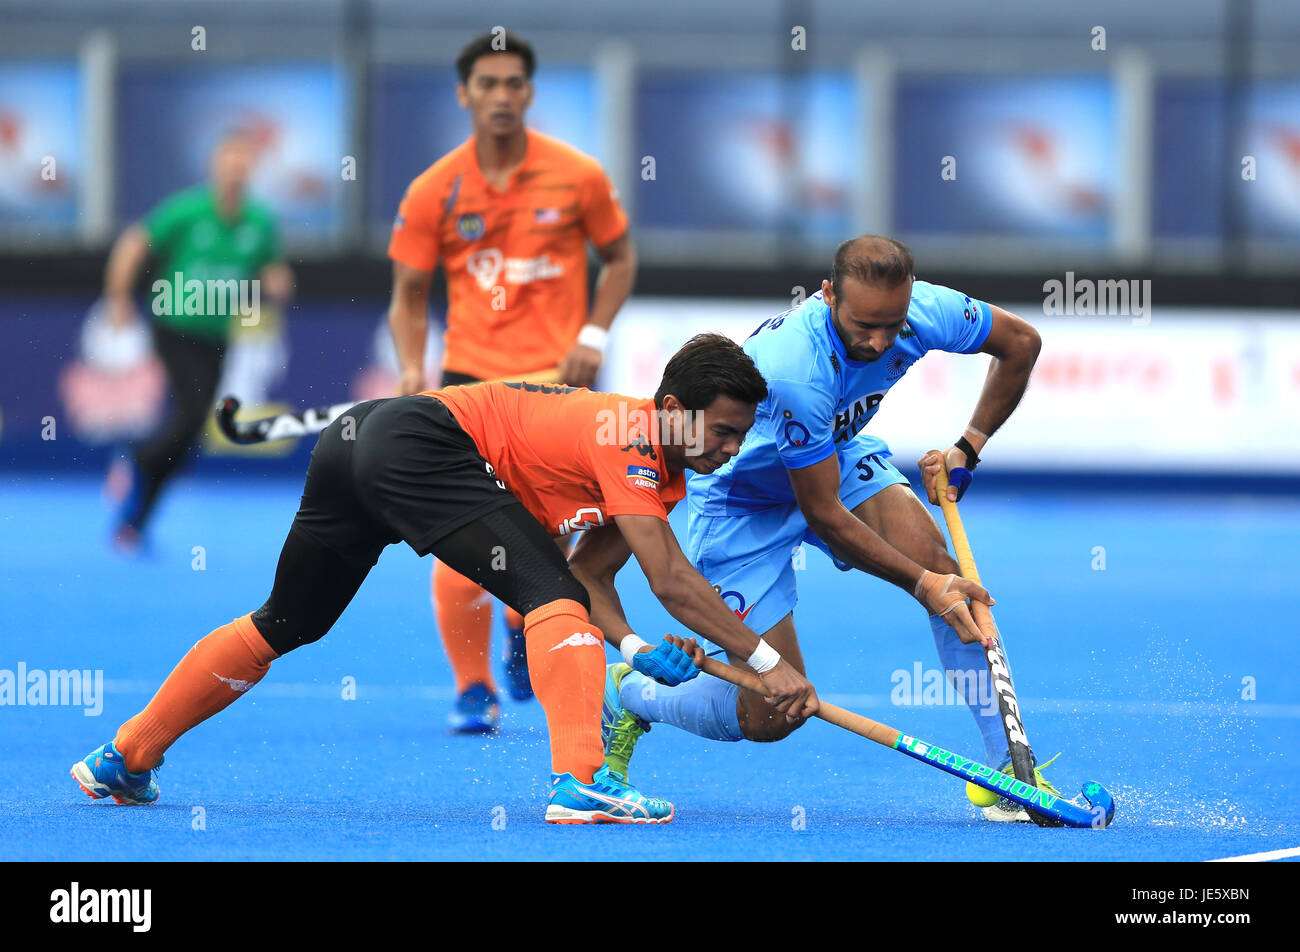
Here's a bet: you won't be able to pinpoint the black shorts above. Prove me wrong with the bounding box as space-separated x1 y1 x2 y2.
290 395 517 568
440 369 480 388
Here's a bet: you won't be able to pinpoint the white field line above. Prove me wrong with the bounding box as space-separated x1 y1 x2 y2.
1206 845 1300 862
100 680 1300 717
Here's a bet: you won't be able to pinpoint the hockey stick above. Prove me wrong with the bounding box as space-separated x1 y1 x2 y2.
214 396 356 445
214 367 567 446
697 656 1114 828
930 454 1075 827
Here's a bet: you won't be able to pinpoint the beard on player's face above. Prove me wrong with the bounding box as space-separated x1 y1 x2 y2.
832 302 893 362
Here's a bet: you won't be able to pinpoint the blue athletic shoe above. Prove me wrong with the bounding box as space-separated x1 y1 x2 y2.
448 682 500 734
71 742 162 805
546 763 673 824
501 624 533 702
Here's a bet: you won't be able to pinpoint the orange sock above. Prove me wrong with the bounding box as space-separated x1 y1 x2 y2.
524 598 605 783
433 562 495 694
504 607 524 632
114 613 279 774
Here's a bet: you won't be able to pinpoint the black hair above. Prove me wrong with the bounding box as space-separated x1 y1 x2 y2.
830 235 914 299
455 31 536 84
654 333 768 411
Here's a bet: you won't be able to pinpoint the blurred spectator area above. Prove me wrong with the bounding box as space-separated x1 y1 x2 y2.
0 0 1297 303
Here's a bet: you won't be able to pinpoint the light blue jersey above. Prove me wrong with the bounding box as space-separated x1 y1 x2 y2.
682 280 993 637
689 280 993 515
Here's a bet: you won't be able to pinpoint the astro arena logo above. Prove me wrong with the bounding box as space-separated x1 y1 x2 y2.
456 213 485 241
782 409 810 447
626 464 660 490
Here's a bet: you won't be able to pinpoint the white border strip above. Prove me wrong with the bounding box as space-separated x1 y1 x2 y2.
1207 845 1300 863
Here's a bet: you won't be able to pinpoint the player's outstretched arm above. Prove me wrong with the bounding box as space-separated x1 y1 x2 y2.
567 523 699 686
103 224 150 328
921 305 1041 504
559 233 636 389
611 514 819 721
789 455 995 646
567 522 641 652
387 260 434 395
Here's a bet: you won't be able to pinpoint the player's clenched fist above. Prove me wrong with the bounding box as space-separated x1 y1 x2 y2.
913 570 995 647
631 635 702 686
558 342 603 390
757 660 820 724
918 447 975 504
396 367 427 397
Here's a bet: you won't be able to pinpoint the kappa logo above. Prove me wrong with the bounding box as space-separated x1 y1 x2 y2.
550 631 602 651
213 672 254 693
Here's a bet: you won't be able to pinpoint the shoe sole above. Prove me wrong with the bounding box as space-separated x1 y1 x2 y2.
70 761 156 806
981 802 1030 822
545 804 673 824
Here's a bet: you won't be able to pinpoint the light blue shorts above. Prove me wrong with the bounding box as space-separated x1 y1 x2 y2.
683 441 908 639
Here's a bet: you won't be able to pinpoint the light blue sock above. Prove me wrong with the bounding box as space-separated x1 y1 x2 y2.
620 670 744 742
929 614 1007 765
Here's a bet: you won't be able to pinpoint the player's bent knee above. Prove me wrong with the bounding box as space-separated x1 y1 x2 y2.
740 707 808 743
518 574 590 618
250 603 329 656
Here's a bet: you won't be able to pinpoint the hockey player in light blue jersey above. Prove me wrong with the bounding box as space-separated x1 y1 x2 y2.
571 235 1060 821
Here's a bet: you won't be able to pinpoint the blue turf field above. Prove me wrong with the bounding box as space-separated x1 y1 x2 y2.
3 473 1298 861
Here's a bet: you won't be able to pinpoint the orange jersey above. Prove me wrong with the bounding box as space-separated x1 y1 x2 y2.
424 382 684 538
389 130 628 381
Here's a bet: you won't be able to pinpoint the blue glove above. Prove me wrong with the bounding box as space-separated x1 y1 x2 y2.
948 466 973 502
631 639 701 686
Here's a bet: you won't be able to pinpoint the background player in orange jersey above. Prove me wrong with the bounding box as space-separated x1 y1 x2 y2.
386 31 636 730
73 335 827 824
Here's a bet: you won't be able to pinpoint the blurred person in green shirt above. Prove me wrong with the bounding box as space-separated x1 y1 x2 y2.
103 130 293 552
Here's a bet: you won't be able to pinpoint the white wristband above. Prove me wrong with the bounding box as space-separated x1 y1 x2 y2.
746 638 781 674
620 633 650 665
577 324 609 353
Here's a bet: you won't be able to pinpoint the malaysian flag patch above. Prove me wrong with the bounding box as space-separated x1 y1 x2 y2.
534 207 561 224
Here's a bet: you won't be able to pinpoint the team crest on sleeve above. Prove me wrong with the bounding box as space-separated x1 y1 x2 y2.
625 465 660 490
781 410 810 447
456 213 485 241
392 212 405 230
